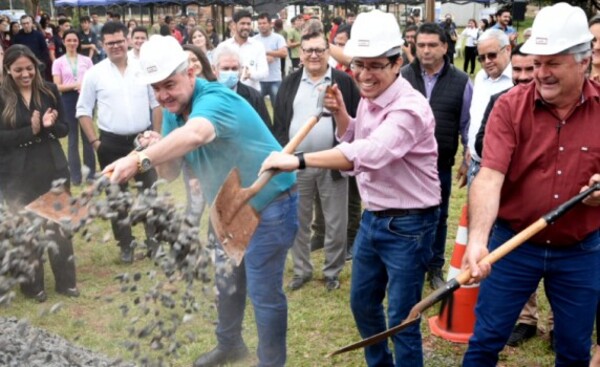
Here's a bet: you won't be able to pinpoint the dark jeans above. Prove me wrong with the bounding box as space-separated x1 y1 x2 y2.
351 208 439 367
463 223 600 367
214 192 298 367
429 167 452 270
260 81 281 105
464 46 477 74
63 91 95 184
97 130 157 250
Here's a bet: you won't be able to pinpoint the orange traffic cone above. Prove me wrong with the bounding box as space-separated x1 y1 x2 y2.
428 204 479 343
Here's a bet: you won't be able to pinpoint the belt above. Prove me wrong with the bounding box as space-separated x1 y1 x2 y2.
100 128 151 143
372 206 438 218
273 185 298 202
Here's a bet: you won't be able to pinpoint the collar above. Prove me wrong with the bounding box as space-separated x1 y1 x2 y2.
301 66 332 84
483 62 512 82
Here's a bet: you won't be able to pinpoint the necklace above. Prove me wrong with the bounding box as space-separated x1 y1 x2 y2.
67 54 78 82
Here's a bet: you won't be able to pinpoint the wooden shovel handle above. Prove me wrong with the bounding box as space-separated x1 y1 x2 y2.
247 115 320 195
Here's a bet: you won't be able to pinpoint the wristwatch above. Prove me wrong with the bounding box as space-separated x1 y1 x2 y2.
294 151 306 170
136 151 152 173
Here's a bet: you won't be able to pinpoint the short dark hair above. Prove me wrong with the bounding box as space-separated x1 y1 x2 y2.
233 10 252 23
58 18 70 27
301 30 327 46
164 15 174 25
131 25 148 37
257 12 271 23
404 24 418 36
590 14 600 27
332 16 343 26
80 15 91 23
496 7 511 17
100 21 128 40
336 24 352 38
416 22 447 44
511 43 526 57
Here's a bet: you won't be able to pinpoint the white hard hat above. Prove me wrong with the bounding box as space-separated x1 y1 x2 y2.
137 35 188 84
521 3 593 55
344 10 404 58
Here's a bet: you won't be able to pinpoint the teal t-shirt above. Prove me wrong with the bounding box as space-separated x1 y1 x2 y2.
162 78 295 212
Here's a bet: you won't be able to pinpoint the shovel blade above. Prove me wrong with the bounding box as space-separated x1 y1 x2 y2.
24 188 88 226
210 168 260 266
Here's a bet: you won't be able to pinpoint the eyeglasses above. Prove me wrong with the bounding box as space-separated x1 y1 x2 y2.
478 46 507 63
104 39 126 48
350 61 392 73
301 47 327 56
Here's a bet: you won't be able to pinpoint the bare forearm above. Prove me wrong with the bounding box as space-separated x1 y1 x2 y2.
151 107 162 132
329 44 352 67
267 48 287 59
79 116 97 142
306 148 353 171
468 167 504 245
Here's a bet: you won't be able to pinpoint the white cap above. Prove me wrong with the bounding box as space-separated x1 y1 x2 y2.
521 3 593 55
344 10 404 58
137 35 188 84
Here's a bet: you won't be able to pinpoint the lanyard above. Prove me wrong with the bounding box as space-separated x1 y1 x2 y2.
67 55 78 81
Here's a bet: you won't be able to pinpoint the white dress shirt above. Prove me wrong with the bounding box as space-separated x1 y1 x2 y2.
218 37 269 92
468 63 513 162
76 57 159 135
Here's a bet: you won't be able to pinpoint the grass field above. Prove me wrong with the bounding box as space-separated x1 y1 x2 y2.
0 40 562 366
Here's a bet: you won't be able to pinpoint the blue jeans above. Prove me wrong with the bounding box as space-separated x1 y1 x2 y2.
350 208 439 367
463 222 600 367
429 167 452 270
215 192 298 367
260 81 281 104
62 91 95 184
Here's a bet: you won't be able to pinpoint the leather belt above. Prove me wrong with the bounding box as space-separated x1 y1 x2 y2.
372 206 438 218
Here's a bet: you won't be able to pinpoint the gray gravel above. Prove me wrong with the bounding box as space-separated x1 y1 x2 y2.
0 317 133 367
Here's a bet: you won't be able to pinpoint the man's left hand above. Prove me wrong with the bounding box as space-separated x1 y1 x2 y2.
456 160 468 188
104 154 138 184
582 174 600 206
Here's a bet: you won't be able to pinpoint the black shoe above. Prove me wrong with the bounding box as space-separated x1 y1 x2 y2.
325 277 340 291
287 275 312 291
506 323 537 347
24 290 47 303
120 246 134 264
427 268 445 289
193 345 249 367
57 287 80 298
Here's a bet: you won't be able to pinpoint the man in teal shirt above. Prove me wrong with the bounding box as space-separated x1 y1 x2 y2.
106 35 298 367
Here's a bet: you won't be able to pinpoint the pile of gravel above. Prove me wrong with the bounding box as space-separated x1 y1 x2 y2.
0 317 133 367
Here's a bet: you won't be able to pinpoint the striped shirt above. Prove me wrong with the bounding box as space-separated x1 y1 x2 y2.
336 76 441 211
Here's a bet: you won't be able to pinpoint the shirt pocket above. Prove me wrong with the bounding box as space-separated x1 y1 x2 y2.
576 146 600 182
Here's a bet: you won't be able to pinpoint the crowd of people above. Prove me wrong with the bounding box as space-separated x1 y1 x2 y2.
0 3 599 367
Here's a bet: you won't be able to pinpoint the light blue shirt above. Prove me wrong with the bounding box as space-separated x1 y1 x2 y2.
162 78 295 211
253 32 287 82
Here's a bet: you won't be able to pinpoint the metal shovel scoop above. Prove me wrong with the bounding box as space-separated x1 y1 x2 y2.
210 86 333 266
329 182 600 357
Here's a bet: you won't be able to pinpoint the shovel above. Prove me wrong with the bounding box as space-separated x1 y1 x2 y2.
329 181 600 357
210 86 333 266
24 173 112 226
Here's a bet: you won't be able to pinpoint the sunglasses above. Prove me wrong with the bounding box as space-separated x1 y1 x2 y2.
478 46 507 63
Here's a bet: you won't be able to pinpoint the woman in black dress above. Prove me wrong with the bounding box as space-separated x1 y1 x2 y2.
0 45 78 302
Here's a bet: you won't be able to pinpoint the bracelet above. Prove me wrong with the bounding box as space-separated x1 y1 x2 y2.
294 151 306 170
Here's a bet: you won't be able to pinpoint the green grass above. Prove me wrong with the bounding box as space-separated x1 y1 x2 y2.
0 45 561 366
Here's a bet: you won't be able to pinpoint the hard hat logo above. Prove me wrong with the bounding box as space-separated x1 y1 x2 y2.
521 2 593 56
146 66 158 73
358 40 370 47
137 35 188 85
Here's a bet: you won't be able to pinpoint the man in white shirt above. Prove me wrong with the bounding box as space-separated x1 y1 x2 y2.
466 29 513 184
127 26 148 64
217 9 268 92
76 21 162 264
253 12 287 104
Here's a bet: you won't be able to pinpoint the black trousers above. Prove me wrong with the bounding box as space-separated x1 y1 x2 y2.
464 46 477 74
97 130 158 250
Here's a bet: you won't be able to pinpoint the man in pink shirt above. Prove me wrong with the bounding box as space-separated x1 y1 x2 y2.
261 10 440 367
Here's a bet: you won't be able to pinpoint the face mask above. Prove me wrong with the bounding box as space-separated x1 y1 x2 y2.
218 70 239 89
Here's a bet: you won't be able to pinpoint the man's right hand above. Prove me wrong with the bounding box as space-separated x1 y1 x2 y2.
461 241 491 284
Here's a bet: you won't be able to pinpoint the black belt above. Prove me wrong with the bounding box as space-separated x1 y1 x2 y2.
100 128 151 144
372 206 438 218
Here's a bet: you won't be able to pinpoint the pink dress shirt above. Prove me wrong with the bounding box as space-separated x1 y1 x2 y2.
336 76 441 211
